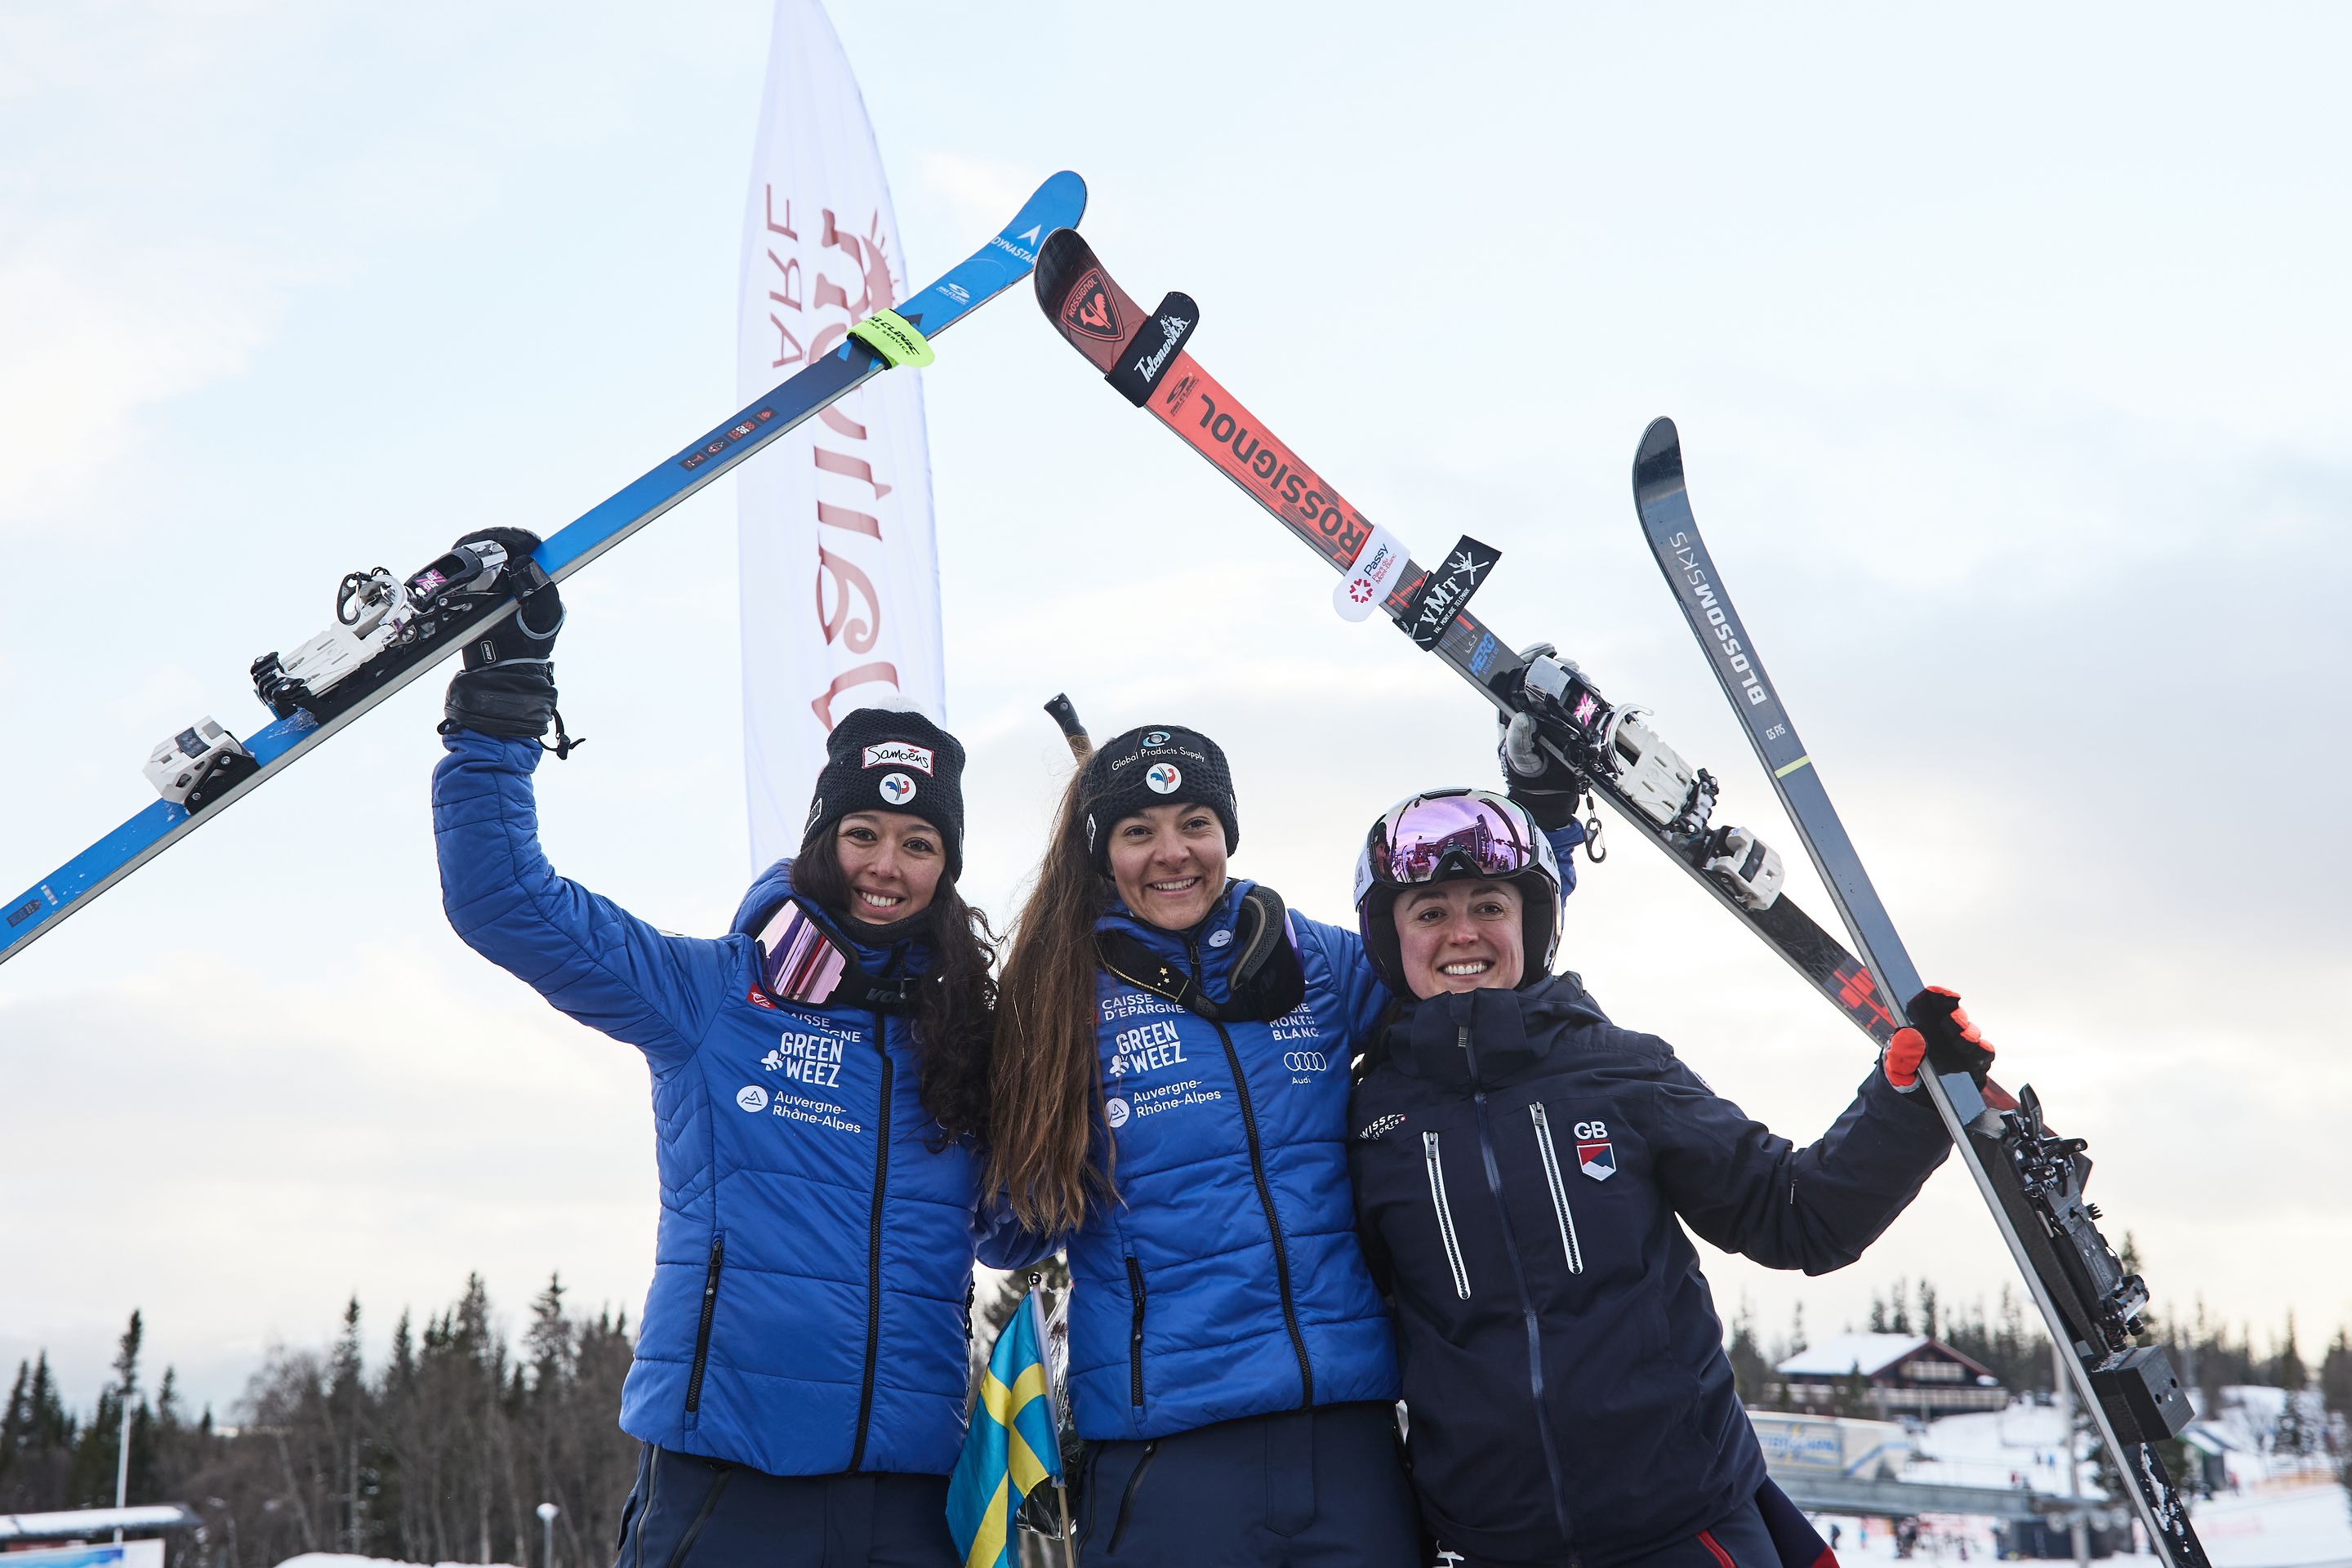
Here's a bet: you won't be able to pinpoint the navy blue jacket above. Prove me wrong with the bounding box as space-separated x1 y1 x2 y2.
434 728 1013 1477
1063 880 1401 1441
1348 976 1949 1566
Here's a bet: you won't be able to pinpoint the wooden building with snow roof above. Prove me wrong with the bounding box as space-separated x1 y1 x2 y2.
1772 1332 2007 1419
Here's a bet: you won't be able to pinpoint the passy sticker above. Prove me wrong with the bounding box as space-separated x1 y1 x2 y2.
1333 523 1411 622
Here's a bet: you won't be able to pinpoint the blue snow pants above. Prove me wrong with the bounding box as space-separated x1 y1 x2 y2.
609 1444 956 1568
1072 1401 1419 1566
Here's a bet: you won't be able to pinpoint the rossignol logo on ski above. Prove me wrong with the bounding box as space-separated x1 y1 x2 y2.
1190 389 1368 564
1062 270 1123 341
1664 530 1771 708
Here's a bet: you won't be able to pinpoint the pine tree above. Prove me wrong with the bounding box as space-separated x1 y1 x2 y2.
1726 1297 1770 1406
2319 1327 2352 1419
2274 1312 2308 1392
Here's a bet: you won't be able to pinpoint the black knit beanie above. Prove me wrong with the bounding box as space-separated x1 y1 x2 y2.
1080 724 1238 872
803 707 967 880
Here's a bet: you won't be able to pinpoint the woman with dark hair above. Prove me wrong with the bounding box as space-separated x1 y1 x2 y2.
989 723 1583 1568
427 528 1005 1568
1345 763 1993 1568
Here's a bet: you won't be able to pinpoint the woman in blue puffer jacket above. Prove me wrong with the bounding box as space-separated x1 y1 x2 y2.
987 722 1579 1567
428 532 1017 1568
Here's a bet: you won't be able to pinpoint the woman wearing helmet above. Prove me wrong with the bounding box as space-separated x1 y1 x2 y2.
988 722 1584 1568
1347 755 1993 1568
428 529 1010 1567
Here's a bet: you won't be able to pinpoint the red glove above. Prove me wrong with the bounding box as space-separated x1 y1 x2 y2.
1885 986 1996 1090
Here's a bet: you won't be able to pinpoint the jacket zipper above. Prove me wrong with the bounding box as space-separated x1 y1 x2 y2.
846 1009 892 1472
1462 1023 1576 1548
1422 1131 1472 1299
1191 936 1315 1406
1125 1254 1148 1407
684 1235 724 1415
1528 1102 1585 1275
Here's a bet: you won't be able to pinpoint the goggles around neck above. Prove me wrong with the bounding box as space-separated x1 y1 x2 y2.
754 898 915 1013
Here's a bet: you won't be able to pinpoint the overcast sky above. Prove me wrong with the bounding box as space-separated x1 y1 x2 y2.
3 2 2346 1419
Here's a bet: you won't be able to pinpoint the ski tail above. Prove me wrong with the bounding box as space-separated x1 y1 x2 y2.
1633 417 2208 1568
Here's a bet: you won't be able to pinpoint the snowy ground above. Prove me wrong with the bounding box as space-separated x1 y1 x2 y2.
1798 1397 2352 1568
1807 1483 2350 1568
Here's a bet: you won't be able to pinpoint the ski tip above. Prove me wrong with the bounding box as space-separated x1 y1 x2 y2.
1009 171 1086 221
1031 226 1098 310
1632 415 1686 504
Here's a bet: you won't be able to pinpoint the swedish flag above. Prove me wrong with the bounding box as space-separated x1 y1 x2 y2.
947 1287 1064 1568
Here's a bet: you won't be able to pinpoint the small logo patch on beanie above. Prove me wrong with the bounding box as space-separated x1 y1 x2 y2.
1142 729 1170 746
1146 762 1182 794
862 742 934 775
878 772 917 805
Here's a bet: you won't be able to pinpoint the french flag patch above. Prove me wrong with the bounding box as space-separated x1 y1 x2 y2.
1577 1138 1617 1181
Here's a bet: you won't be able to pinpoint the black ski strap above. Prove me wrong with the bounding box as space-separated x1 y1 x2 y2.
1096 885 1305 1024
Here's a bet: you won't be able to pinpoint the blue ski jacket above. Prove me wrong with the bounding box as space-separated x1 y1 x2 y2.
1348 976 1950 1566
432 728 1013 1478
1061 879 1402 1441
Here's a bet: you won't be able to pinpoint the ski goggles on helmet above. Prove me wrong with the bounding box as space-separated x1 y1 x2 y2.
1359 789 1545 890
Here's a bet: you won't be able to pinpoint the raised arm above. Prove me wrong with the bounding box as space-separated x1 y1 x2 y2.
434 729 734 1071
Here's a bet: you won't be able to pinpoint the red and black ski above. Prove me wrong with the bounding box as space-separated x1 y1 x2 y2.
1030 228 2207 1568
1033 229 1929 1062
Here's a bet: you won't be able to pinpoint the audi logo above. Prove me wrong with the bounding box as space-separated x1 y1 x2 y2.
1284 1051 1330 1073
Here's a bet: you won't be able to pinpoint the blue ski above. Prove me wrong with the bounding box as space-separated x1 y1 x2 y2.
2 171 1087 969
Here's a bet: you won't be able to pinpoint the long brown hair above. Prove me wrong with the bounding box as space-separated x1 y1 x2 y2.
793 827 999 1143
988 766 1117 1232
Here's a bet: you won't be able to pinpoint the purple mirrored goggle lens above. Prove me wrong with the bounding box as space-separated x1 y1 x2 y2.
1371 794 1538 885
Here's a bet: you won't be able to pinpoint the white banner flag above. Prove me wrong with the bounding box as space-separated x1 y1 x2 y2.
737 0 942 869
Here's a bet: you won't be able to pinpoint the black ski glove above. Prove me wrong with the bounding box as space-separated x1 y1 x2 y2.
441 528 579 755
452 528 563 670
1884 986 1998 1091
1498 645 1584 832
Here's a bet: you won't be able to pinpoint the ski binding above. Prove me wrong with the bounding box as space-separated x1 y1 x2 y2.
249 539 524 724
143 719 256 813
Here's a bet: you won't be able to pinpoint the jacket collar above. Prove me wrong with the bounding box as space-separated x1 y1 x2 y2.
1096 877 1250 988
1383 973 1606 1089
